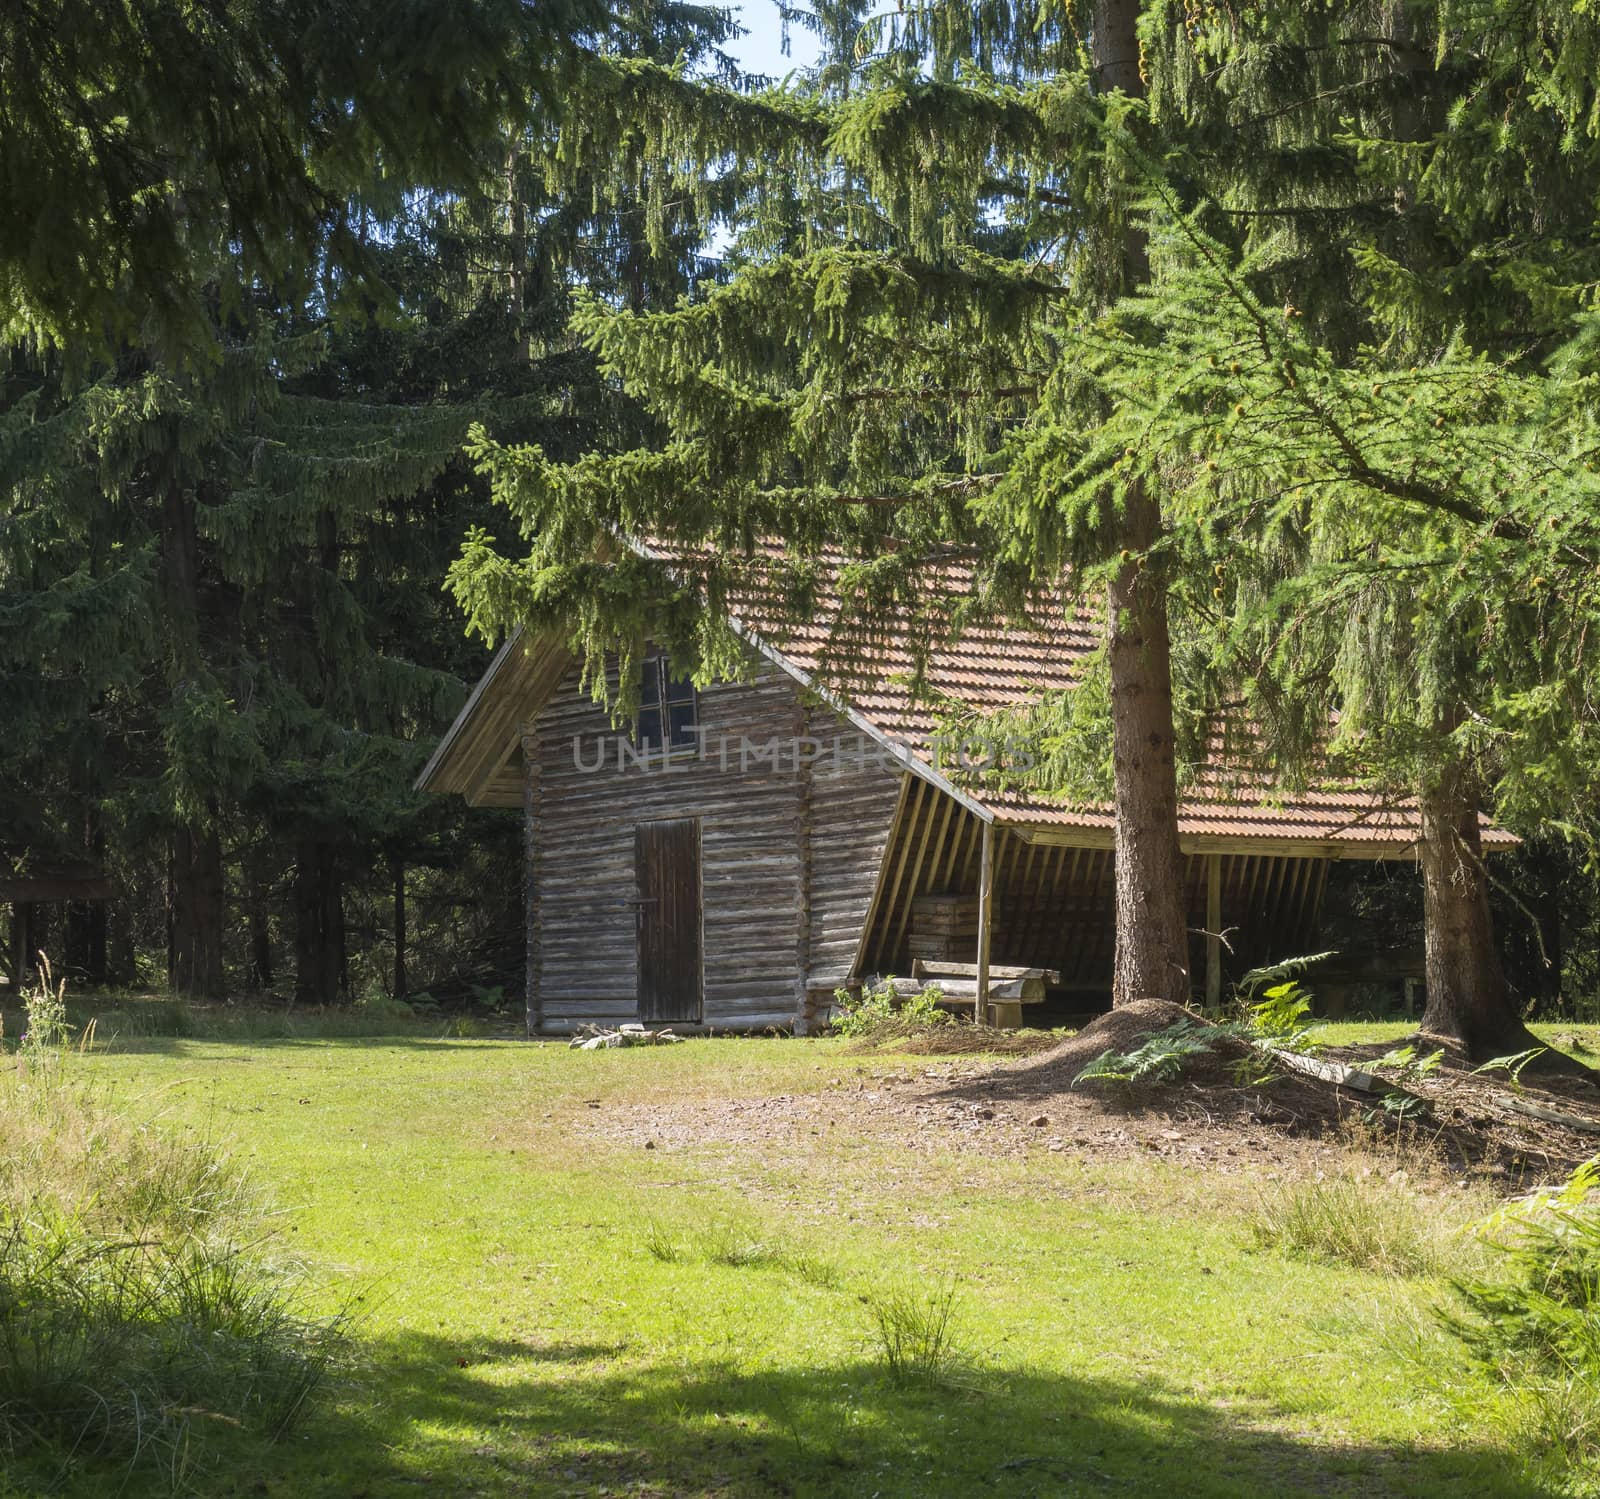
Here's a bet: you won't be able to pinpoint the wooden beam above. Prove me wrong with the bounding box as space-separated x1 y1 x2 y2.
934 805 971 892
975 820 995 1024
1005 824 1458 863
914 959 1061 985
851 773 913 977
522 730 542 1036
1205 852 1223 1014
1305 859 1332 947
886 780 942 970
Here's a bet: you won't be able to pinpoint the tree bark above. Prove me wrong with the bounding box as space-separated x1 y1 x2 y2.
392 856 408 1001
170 825 226 999
11 902 39 986
1415 756 1547 1062
293 839 343 1005
1094 0 1190 1005
247 867 274 991
1107 487 1191 1004
161 469 227 1001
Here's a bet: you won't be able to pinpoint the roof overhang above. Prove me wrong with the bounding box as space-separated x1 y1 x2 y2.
1004 822 1514 860
417 540 1515 861
414 627 574 807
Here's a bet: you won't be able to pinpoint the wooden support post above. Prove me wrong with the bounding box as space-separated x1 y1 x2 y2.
975 821 995 1024
1205 853 1223 1014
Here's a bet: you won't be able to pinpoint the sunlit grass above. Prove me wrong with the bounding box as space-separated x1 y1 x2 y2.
32 1020 1561 1498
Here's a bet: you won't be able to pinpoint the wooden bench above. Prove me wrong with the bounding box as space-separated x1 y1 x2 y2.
901 960 1061 1029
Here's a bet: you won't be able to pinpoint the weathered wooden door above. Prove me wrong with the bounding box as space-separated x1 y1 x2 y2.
635 818 703 1024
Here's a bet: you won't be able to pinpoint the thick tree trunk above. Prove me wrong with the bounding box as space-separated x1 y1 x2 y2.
65 754 108 983
247 871 273 991
293 839 343 1005
1107 487 1191 1004
161 469 227 1001
170 825 226 999
1415 758 1542 1061
1094 0 1189 1005
392 857 408 1001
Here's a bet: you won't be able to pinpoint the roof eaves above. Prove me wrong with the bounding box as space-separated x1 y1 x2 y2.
413 628 524 795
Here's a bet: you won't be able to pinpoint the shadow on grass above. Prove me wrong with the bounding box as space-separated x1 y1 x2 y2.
242 1329 1550 1499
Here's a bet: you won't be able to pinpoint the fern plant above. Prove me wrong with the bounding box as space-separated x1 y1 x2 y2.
1236 953 1338 1003
1373 1045 1445 1082
1247 981 1327 1054
1074 1020 1216 1086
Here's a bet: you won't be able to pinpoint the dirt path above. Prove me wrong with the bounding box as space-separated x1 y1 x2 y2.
581 1003 1600 1190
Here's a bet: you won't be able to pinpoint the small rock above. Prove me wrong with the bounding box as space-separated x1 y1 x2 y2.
1160 1129 1182 1141
643 1139 656 1151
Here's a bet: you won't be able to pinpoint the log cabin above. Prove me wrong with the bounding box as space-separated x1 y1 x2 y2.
417 545 1511 1035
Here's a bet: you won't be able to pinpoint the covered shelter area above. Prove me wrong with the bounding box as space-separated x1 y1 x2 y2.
418 543 1509 1034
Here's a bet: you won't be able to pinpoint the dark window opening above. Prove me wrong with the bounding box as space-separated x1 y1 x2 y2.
637 654 698 753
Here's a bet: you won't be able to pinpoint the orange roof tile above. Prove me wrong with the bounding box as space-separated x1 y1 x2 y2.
637 538 1510 853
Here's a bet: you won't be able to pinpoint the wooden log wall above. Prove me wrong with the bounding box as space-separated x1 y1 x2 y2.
521 731 542 1035
803 705 904 998
529 659 903 1033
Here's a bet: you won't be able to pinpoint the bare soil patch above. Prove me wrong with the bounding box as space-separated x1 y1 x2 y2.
581 1002 1600 1190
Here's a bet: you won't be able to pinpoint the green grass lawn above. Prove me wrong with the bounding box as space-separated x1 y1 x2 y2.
23 1020 1589 1498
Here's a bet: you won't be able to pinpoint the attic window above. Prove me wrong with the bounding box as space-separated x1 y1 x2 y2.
637 654 698 753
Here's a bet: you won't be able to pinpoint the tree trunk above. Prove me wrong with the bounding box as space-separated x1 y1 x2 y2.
507 139 531 362
293 839 343 1005
161 467 227 1001
65 750 108 983
10 902 39 986
247 867 274 991
1415 757 1542 1061
392 856 407 1001
1094 0 1189 1005
1107 487 1191 1004
170 826 226 999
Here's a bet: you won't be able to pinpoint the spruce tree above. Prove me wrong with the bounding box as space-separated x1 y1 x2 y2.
454 0 1228 1008
1125 1 1600 1060
1 0 739 1002
455 0 1600 1038
0 0 583 355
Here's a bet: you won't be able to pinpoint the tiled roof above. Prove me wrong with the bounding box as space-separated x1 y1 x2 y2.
637 538 1510 852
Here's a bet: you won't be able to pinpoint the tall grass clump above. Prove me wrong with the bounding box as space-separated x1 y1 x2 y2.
864 1276 976 1390
1248 1157 1485 1279
0 965 339 1487
1441 1159 1600 1486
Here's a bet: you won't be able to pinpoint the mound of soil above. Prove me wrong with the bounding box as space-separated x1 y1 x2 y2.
1027 999 1243 1078
975 998 1351 1136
